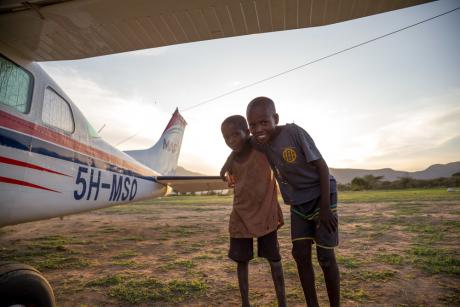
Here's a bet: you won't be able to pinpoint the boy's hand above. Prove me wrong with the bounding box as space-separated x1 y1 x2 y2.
318 207 337 234
220 152 236 180
220 167 227 180
226 174 236 188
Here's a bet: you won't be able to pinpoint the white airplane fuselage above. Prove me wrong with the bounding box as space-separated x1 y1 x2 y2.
0 50 185 227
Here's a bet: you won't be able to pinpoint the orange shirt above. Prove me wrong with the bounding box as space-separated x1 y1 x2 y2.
229 149 284 238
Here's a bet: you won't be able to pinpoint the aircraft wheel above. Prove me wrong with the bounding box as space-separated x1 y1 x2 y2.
0 262 56 307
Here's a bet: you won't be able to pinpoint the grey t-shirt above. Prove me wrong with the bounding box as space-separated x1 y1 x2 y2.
252 123 337 205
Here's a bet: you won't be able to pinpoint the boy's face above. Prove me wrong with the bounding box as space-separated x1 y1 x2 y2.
221 122 249 152
247 105 279 144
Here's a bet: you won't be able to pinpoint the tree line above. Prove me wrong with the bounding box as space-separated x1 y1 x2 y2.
338 172 460 191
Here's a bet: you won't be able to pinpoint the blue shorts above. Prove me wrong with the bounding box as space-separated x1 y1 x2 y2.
290 193 339 249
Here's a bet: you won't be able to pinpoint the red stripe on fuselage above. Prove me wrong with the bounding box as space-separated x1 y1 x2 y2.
0 176 60 193
0 110 152 176
0 156 71 177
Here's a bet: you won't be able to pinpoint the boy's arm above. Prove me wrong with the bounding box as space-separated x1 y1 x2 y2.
311 158 337 233
220 151 237 180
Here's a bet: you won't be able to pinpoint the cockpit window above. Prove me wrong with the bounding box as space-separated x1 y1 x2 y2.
0 55 32 113
42 87 75 133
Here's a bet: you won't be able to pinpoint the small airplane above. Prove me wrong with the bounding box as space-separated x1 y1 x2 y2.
0 55 226 227
0 0 433 305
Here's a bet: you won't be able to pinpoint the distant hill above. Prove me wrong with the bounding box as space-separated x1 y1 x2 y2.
331 161 460 184
176 161 460 184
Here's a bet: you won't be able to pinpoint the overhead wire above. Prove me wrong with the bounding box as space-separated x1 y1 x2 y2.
115 132 140 147
181 6 460 112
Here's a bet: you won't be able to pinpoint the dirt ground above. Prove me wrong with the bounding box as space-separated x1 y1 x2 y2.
1 196 459 306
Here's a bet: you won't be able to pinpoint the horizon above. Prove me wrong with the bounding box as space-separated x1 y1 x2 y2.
40 0 460 175
177 160 460 176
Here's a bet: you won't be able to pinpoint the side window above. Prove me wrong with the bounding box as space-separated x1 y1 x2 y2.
42 88 75 133
0 55 32 113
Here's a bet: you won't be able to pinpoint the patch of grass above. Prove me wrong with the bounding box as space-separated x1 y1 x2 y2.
152 195 233 205
108 277 207 303
406 224 437 233
405 223 445 243
97 226 122 233
87 274 126 287
210 235 228 245
115 235 145 241
173 240 205 253
252 256 267 264
336 255 361 269
112 250 139 259
101 204 160 214
283 261 299 278
222 282 238 291
373 223 391 231
183 207 223 212
392 206 422 216
356 270 396 281
55 278 87 295
376 253 405 265
38 255 90 269
223 263 234 273
193 254 213 260
0 236 91 270
286 288 304 301
407 246 460 275
88 274 207 303
440 288 460 305
339 188 460 203
444 220 460 230
169 225 203 236
111 259 143 268
342 288 368 301
160 259 196 271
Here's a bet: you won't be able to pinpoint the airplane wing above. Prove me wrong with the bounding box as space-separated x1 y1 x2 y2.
156 176 229 193
0 0 432 61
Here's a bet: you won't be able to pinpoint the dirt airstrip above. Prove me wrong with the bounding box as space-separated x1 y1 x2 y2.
1 196 459 306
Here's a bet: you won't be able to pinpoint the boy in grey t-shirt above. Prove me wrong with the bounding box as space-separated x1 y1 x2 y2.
221 97 340 307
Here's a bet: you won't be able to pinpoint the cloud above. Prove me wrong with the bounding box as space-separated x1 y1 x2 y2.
333 89 460 170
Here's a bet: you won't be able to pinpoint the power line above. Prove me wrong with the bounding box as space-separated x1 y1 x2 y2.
181 6 460 112
114 132 140 147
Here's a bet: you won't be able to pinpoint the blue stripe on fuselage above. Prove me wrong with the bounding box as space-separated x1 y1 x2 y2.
0 127 156 182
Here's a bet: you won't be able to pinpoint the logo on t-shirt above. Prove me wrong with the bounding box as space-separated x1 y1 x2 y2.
282 147 297 163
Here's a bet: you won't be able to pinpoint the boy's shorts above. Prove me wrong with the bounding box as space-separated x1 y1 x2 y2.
290 193 339 249
228 230 281 262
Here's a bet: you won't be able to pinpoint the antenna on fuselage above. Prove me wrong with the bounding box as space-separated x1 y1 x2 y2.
97 124 106 134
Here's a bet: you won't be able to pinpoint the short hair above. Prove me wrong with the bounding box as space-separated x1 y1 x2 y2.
246 96 276 116
221 115 248 131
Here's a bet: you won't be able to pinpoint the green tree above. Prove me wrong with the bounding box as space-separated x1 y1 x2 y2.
351 177 368 190
362 175 384 189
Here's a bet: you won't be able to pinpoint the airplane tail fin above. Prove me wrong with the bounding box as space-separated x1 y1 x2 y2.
124 108 187 175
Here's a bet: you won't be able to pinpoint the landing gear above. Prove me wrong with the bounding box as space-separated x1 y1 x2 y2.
0 262 56 307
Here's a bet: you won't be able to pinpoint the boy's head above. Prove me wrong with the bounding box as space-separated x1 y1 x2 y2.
246 96 279 144
221 115 249 152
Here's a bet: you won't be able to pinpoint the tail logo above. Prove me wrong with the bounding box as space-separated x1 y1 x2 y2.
163 138 179 154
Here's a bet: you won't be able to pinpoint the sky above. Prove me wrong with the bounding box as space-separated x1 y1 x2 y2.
39 0 460 175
